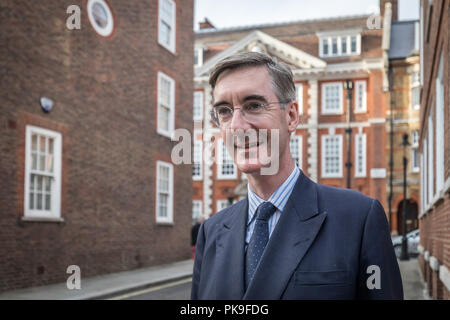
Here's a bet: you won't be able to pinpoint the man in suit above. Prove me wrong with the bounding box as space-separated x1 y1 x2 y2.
191 52 403 300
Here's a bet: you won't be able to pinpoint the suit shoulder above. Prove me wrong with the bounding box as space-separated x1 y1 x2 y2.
315 183 379 217
203 198 247 228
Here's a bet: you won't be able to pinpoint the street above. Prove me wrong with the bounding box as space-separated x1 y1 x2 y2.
106 258 426 300
107 278 192 300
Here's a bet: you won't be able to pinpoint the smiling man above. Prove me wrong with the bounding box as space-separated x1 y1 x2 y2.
191 52 403 300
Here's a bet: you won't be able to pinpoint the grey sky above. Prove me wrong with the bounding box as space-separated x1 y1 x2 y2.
194 0 420 30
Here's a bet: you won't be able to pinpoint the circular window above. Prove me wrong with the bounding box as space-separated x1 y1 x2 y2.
87 0 114 37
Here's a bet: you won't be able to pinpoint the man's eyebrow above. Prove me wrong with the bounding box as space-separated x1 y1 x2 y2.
212 95 268 108
243 95 267 102
212 100 229 108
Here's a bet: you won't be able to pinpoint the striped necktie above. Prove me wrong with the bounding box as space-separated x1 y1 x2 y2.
245 201 277 290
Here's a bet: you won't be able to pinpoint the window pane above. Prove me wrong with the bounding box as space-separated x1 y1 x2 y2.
39 155 45 171
342 37 347 54
32 134 38 151
29 193 34 210
40 136 46 153
45 177 51 192
37 193 43 210
48 138 54 154
30 174 35 191
32 152 37 170
45 194 51 211
37 175 43 192
332 38 338 54
322 39 328 55
160 21 171 46
351 36 357 52
159 106 170 131
46 154 54 173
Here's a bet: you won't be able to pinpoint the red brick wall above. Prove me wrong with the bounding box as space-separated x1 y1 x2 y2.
0 0 194 292
418 0 450 300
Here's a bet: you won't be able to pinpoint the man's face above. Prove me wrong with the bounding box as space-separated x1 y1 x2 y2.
213 66 298 175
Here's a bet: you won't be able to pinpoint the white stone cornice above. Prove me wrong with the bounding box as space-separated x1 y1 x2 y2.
429 256 440 271
418 245 424 254
439 265 450 292
195 30 326 77
306 80 318 182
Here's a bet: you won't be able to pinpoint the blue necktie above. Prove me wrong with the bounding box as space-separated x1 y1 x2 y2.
245 201 277 290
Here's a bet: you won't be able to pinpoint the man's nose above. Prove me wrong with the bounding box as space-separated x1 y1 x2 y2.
229 108 251 130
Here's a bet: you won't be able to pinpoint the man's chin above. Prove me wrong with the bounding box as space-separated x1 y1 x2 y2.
235 161 264 175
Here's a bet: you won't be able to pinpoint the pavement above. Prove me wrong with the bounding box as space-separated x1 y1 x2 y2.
397 257 430 300
0 257 428 300
0 259 194 300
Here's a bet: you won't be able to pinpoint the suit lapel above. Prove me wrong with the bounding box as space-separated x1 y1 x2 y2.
215 198 248 299
243 173 327 300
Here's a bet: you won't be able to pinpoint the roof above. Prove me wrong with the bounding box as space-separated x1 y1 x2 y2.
196 14 371 35
389 20 419 59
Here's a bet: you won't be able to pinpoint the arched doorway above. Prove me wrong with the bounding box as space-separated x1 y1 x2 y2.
397 199 419 235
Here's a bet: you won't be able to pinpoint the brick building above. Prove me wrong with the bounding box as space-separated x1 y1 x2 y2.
191 11 390 220
382 3 421 236
0 0 194 292
417 0 450 300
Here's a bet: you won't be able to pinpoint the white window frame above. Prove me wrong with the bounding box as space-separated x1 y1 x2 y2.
157 72 175 138
354 80 367 113
423 137 428 207
156 161 174 224
192 200 202 221
87 0 114 37
321 134 343 178
295 83 303 115
321 82 343 115
427 111 434 202
420 152 424 214
354 133 367 177
435 51 445 194
24 125 62 220
192 140 203 181
318 34 361 58
158 0 176 53
193 91 203 121
290 135 303 170
217 139 237 180
217 200 230 212
411 130 420 173
194 47 203 67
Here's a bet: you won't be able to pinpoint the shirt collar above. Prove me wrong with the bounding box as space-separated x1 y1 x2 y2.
247 166 301 225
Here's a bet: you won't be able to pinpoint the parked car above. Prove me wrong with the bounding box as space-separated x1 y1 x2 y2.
392 229 420 258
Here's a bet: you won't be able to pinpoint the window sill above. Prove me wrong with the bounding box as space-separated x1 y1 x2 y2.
21 216 65 223
157 129 174 139
321 111 344 116
156 221 174 226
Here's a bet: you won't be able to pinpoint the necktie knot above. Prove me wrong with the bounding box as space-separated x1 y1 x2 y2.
256 202 277 221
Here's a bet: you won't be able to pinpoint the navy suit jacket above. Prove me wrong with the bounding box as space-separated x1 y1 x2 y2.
191 172 403 300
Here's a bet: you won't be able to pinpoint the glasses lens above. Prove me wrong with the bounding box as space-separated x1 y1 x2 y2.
242 101 264 114
215 106 233 124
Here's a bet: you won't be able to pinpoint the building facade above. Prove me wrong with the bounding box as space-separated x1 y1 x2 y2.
0 0 194 292
192 13 389 219
383 14 421 236
417 0 450 300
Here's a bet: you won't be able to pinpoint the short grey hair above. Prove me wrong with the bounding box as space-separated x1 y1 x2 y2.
209 52 296 107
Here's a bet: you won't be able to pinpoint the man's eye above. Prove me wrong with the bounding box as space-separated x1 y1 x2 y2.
217 106 232 115
244 102 263 112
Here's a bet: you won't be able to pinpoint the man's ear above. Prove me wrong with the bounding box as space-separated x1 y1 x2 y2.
286 101 300 133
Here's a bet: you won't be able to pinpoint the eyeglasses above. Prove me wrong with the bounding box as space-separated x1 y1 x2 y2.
210 100 290 127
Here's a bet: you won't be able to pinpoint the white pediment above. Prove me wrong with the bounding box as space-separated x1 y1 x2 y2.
195 30 326 77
